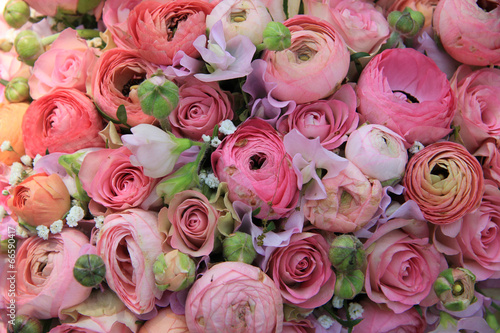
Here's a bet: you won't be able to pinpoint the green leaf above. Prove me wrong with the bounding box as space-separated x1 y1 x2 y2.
116 104 128 125
350 52 371 61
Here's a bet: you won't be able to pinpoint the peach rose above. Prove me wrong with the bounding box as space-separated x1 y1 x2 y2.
0 102 28 165
139 307 189 333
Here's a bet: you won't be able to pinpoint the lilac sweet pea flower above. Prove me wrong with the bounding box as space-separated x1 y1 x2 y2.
160 51 204 78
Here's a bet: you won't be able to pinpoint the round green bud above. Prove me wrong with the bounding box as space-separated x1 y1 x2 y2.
434 267 476 311
3 0 30 29
334 270 365 300
137 75 179 120
329 235 366 273
73 254 106 287
5 77 30 103
223 232 257 264
262 21 292 51
7 315 43 333
387 7 425 37
14 30 44 66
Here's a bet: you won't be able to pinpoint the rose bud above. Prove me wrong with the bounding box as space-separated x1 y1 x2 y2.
153 250 196 292
262 21 292 51
7 315 42 333
334 270 365 300
73 254 106 288
223 232 257 264
14 30 44 66
387 7 425 37
5 77 30 103
433 267 477 311
156 162 199 204
329 235 366 273
3 0 30 29
138 75 179 121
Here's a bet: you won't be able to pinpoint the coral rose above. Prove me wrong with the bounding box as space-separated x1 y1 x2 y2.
0 102 28 165
22 88 105 158
403 141 484 225
139 307 188 333
185 262 284 333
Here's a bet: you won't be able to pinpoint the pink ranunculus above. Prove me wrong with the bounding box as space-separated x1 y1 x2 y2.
451 65 500 152
89 48 158 127
50 316 135 333
276 84 359 150
356 48 456 147
304 161 383 233
79 146 158 212
127 0 215 66
262 15 350 104
102 0 142 49
211 118 300 220
96 209 164 315
28 28 97 100
169 78 234 141
161 190 219 257
7 229 92 319
0 50 30 104
139 306 189 333
21 88 105 158
185 262 284 333
364 218 446 313
266 232 336 309
475 138 500 187
433 0 500 66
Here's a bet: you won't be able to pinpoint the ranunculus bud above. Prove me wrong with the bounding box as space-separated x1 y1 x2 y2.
387 7 425 37
137 75 179 120
433 267 477 311
222 232 257 264
5 77 30 103
262 21 291 51
334 270 364 300
7 315 43 333
329 235 366 273
156 162 199 204
73 254 106 287
3 0 30 29
153 250 196 292
14 30 44 66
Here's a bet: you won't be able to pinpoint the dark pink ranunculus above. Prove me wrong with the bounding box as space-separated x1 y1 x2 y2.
211 118 300 220
356 48 456 147
266 232 336 309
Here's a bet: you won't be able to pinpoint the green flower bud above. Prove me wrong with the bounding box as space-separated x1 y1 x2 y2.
387 7 425 37
329 235 366 272
7 315 43 333
3 0 30 29
262 22 291 51
154 250 196 292
223 232 257 264
14 30 44 66
137 75 179 120
5 77 30 103
73 254 106 287
156 162 199 204
433 267 476 311
334 270 364 300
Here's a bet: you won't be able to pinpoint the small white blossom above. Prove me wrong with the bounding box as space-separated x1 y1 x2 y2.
94 215 105 229
203 172 220 188
317 315 335 329
66 206 84 227
210 137 221 148
1 141 12 152
50 220 64 234
409 141 425 154
199 170 207 181
9 162 24 185
348 302 364 320
219 120 236 135
87 37 103 48
202 134 211 143
0 206 5 220
332 295 344 309
20 155 32 166
36 225 50 240
16 225 29 238
33 154 43 167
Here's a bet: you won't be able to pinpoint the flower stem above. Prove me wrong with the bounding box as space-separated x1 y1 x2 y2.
41 29 100 46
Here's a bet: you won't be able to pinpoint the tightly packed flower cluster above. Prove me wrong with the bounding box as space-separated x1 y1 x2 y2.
0 0 499 332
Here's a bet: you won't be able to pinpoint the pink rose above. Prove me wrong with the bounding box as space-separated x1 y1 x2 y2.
139 307 189 333
89 48 158 127
96 209 164 315
169 78 234 141
266 232 336 309
262 15 350 103
474 138 500 187
161 190 219 257
276 84 359 150
304 161 383 233
185 262 284 333
364 218 446 313
22 88 105 158
102 0 142 49
451 65 500 152
79 147 158 212
29 28 97 100
433 0 500 66
356 48 456 147
127 0 215 65
211 118 300 220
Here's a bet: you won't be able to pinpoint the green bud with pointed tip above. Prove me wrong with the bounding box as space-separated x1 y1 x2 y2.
387 7 425 37
73 254 106 287
3 0 30 29
334 269 364 300
434 267 476 311
14 30 44 66
223 232 257 264
329 235 366 273
137 75 179 120
8 315 43 333
156 162 199 204
262 22 291 51
154 250 196 292
5 77 30 103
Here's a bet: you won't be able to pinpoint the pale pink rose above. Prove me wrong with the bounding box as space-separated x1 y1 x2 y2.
127 0 215 65
102 0 142 49
162 190 219 257
451 65 500 152
8 229 92 319
262 15 350 104
345 124 408 183
266 232 336 309
29 28 97 100
96 209 164 315
304 161 383 233
0 50 30 104
89 48 158 127
356 48 456 147
22 88 105 158
185 262 284 333
475 138 500 187
277 84 359 150
79 147 157 212
169 78 234 141
364 218 446 313
211 118 300 220
259 0 286 21
139 307 189 333
433 0 500 66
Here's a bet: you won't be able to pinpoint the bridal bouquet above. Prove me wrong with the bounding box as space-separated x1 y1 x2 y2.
0 0 499 332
